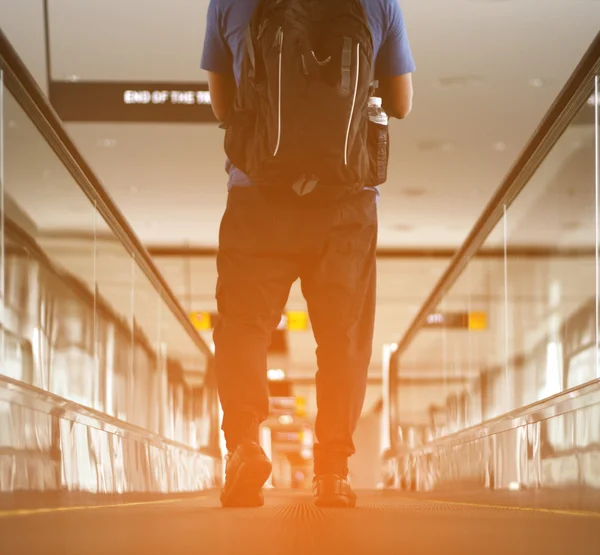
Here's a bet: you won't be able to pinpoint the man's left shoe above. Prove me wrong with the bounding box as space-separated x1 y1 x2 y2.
221 442 272 508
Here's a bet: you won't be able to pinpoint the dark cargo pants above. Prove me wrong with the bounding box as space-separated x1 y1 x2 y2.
214 185 377 473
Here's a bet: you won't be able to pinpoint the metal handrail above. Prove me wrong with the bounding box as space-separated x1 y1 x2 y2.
392 31 600 361
394 379 600 457
388 32 600 447
0 374 217 457
0 28 213 361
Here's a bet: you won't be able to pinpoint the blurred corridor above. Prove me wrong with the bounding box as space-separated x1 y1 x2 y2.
1 2 600 553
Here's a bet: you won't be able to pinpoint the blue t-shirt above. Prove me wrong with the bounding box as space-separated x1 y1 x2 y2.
201 0 415 189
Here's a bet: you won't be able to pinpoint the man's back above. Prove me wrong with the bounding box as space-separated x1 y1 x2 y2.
202 0 415 188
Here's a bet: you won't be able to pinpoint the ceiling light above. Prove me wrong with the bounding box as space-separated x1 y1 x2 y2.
300 448 312 460
395 223 414 232
528 78 545 88
97 138 117 148
267 368 286 381
493 141 507 152
65 74 81 82
418 140 454 152
7 120 17 129
402 188 427 197
437 76 484 89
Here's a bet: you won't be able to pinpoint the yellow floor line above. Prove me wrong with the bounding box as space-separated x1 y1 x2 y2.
420 497 600 519
0 495 207 519
3 493 598 520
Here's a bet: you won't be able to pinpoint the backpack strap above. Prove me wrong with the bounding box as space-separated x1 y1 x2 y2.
341 37 376 96
244 26 256 79
340 36 353 94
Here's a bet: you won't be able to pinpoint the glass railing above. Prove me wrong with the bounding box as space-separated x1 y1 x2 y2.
384 32 600 493
0 28 220 494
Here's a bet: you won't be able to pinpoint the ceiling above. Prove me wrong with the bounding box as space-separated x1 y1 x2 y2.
1 0 598 249
1 0 599 421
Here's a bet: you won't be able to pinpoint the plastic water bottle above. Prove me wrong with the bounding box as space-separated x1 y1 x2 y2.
367 97 389 185
368 96 388 126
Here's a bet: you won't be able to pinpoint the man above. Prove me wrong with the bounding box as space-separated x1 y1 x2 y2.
202 0 414 508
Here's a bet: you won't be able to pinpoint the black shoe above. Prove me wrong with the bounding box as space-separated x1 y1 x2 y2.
313 473 357 508
220 442 272 508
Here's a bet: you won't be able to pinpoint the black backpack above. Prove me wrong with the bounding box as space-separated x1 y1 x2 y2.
222 0 379 194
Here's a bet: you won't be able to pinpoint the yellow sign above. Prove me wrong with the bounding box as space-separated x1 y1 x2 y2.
190 311 212 331
286 311 310 332
468 311 487 331
295 396 306 417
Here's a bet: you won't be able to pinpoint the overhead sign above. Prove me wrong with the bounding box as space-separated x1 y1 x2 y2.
269 397 296 416
277 311 310 332
269 396 306 416
49 80 217 123
424 311 487 331
190 310 310 332
268 379 293 398
272 430 302 444
286 311 310 332
190 311 212 331
467 311 487 331
295 396 306 418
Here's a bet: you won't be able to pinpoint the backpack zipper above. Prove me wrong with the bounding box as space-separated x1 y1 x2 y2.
273 27 284 156
344 43 360 166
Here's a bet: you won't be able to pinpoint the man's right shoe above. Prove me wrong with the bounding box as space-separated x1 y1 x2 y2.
220 441 272 508
313 473 357 508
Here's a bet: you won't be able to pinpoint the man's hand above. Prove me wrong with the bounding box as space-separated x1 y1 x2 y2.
207 71 236 122
379 73 413 119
